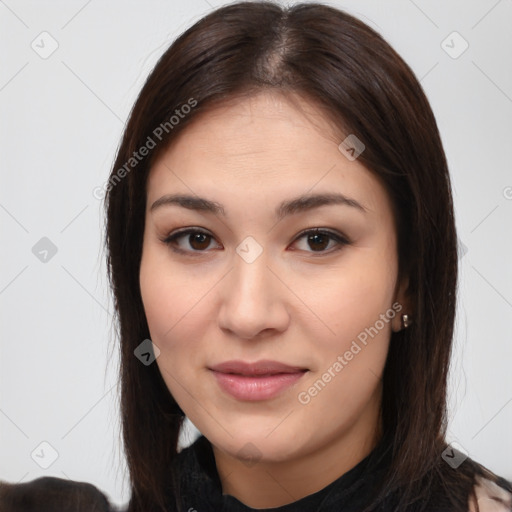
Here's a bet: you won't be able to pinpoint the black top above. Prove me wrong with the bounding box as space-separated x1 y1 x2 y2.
168 435 512 511
167 434 394 511
1 435 511 511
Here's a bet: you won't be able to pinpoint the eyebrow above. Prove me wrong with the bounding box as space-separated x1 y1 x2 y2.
150 192 367 220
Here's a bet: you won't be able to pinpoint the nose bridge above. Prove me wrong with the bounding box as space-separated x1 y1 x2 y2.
230 233 272 298
218 245 288 338
230 247 274 311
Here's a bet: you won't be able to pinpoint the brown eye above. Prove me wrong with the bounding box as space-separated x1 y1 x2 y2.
188 232 212 250
292 229 350 254
306 232 330 251
163 229 220 254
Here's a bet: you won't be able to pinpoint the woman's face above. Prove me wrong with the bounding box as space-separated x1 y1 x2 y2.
140 91 409 467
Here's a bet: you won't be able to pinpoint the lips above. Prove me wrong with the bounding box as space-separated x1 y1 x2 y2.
209 359 308 376
208 360 308 401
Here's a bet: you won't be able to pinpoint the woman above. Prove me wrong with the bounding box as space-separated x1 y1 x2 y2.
1 2 511 511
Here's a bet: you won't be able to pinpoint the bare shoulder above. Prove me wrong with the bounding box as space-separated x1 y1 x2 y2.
468 475 512 512
0 476 119 512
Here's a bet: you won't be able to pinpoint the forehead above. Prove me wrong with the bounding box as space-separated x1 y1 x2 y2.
146 91 387 218
152 91 341 170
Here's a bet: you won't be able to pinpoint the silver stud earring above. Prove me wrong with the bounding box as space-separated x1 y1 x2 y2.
401 314 412 329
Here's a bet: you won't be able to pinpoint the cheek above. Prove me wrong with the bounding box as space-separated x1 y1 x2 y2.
140 246 196 350
300 252 397 351
139 259 205 406
139 245 216 392
295 266 394 432
294 246 397 416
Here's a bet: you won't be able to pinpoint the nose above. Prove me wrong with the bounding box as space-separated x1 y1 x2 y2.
217 250 290 340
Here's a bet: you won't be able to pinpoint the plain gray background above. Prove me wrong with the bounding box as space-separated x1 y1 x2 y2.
1 0 511 508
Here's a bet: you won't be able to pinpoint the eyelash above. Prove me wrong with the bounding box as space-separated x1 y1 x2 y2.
161 227 351 257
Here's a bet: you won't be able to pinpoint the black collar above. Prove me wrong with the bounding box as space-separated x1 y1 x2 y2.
167 434 393 511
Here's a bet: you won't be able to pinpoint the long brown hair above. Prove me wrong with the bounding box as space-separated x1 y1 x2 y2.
104 2 506 511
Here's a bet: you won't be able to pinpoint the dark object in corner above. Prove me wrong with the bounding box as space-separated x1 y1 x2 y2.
0 476 113 512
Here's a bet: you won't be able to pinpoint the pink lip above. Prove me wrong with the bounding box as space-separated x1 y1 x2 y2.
208 360 308 401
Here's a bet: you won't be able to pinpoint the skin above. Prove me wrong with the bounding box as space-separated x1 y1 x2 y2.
139 91 411 508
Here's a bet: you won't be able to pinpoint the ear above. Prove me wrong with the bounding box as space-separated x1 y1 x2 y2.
391 275 413 333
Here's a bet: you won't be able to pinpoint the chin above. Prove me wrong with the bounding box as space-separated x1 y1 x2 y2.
207 425 308 464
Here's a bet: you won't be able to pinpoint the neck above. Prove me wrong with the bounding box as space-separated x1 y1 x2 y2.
211 385 383 509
